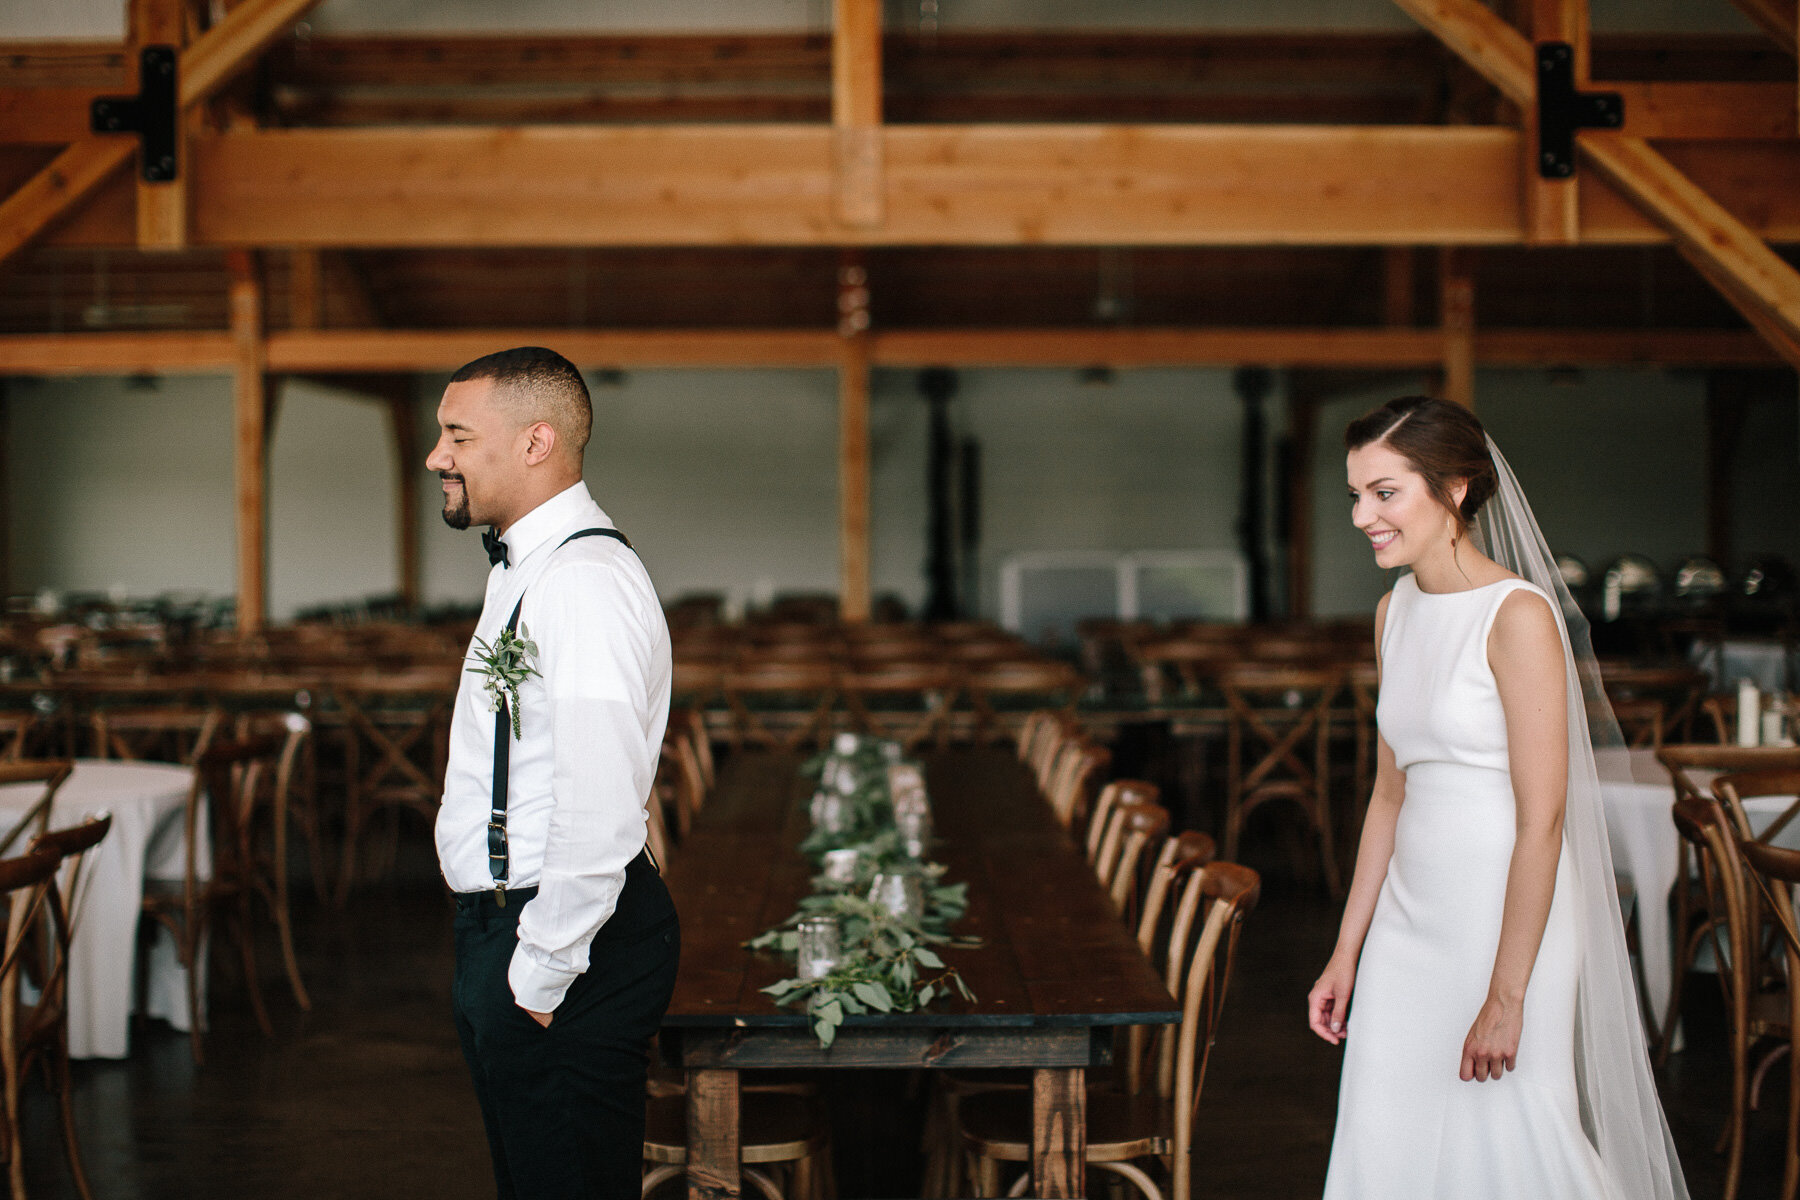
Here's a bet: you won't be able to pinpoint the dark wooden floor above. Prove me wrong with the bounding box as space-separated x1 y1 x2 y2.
19 750 1787 1199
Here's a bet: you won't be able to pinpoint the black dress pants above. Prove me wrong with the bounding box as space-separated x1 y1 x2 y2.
452 855 680 1200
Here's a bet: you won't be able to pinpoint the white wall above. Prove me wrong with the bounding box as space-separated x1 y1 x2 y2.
9 365 1789 629
415 369 846 616
1308 368 1718 618
8 374 398 620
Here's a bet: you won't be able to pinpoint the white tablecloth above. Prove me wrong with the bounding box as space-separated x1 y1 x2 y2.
1599 746 1797 1034
0 760 206 1059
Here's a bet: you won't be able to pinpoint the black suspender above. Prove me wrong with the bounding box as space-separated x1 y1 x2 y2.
487 526 632 904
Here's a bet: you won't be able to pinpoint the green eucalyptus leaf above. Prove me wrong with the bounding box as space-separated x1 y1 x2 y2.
814 1017 837 1047
913 947 945 969
918 982 935 1006
851 981 893 1013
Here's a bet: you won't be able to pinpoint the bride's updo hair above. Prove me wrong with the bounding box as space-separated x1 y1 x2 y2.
1345 396 1498 538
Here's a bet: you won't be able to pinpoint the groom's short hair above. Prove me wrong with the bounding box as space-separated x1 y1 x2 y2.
451 346 592 458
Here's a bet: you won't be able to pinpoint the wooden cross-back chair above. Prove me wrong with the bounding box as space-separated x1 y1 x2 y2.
1093 800 1170 928
0 717 33 765
89 705 224 767
641 1085 831 1200
1042 737 1111 831
1669 793 1767 1200
1219 665 1344 898
0 762 75 861
1654 745 1800 1060
1086 780 1160 867
669 707 716 793
330 668 458 905
657 724 709 843
1021 711 1074 794
143 731 313 1064
0 847 85 1200
838 661 960 752
959 861 1261 1200
922 830 1217 1200
1735 837 1800 1200
721 659 840 753
233 710 330 902
6 816 110 1200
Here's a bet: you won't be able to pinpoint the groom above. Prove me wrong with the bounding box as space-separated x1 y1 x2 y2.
428 346 679 1199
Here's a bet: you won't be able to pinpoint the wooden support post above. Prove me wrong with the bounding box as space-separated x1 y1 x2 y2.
386 393 419 611
837 259 872 623
130 0 189 250
228 248 268 635
1030 1067 1086 1198
1439 247 1476 409
832 0 883 228
1521 0 1585 244
1382 247 1416 327
685 1068 740 1200
289 248 322 330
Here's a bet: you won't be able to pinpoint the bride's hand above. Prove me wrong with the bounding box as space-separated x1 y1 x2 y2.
1308 955 1356 1045
1460 996 1522 1081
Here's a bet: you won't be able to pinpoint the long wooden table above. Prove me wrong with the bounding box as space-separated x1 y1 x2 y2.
659 747 1181 1199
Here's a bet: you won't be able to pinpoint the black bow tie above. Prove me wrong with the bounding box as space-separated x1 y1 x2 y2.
483 528 509 568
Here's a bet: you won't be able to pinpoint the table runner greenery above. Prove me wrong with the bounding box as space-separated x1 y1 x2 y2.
745 734 978 1047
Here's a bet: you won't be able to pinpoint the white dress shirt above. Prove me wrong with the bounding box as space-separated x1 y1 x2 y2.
436 481 672 1013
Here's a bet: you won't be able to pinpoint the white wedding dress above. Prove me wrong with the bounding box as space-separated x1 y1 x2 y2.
1322 573 1624 1199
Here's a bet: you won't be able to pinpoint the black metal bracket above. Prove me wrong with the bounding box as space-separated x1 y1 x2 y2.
90 45 179 183
1536 42 1623 179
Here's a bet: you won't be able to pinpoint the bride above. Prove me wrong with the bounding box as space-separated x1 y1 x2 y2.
1306 396 1686 1199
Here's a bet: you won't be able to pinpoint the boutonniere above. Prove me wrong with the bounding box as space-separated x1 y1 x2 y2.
467 624 540 739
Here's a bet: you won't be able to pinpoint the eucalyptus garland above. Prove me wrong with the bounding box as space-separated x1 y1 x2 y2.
746 734 980 1047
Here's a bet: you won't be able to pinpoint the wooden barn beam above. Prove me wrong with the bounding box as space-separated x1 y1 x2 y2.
0 326 1781 376
228 248 268 635
1521 0 1585 245
1726 0 1797 55
1393 0 1800 369
1439 247 1476 407
27 125 1797 249
832 0 883 229
130 0 189 250
837 258 873 621
0 0 319 266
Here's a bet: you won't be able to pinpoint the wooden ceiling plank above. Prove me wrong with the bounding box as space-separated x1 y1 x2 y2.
1395 0 1800 367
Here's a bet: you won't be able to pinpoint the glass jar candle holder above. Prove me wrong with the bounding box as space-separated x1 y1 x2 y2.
796 916 842 981
869 872 926 922
822 848 861 886
895 807 933 859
